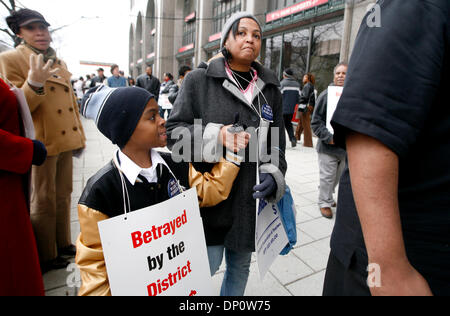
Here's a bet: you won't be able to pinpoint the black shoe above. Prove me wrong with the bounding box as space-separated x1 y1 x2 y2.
58 245 77 257
41 257 70 274
291 138 297 148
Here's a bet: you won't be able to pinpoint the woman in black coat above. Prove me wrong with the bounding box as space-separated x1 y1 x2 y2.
166 12 287 296
296 73 316 147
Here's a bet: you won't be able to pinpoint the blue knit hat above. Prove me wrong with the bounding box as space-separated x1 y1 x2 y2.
81 85 154 148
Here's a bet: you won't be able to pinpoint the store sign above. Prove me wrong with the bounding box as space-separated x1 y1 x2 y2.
266 0 329 23
178 43 194 54
208 32 221 43
185 12 196 23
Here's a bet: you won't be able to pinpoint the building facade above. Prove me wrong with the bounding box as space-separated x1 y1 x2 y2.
129 0 375 94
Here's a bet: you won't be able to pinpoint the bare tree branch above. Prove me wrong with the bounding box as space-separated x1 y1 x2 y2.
0 0 14 13
0 0 20 47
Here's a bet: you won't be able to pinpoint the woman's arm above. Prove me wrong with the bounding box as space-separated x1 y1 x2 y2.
0 129 33 174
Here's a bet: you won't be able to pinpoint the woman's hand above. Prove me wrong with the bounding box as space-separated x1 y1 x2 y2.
28 54 60 88
220 125 251 153
253 173 276 200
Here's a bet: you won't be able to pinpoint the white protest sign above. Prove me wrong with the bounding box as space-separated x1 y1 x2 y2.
255 199 289 279
159 94 172 110
326 86 344 134
98 188 213 296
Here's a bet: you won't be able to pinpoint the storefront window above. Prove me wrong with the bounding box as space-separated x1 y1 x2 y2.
282 28 310 82
213 0 242 34
309 20 344 93
183 0 197 46
262 18 343 94
268 0 303 12
179 56 195 69
261 35 283 78
183 22 196 46
184 0 196 16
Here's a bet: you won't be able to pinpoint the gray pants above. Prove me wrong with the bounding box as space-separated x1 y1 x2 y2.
318 152 346 208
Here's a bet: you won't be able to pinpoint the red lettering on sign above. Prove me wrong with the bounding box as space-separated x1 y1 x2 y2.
147 260 193 296
130 210 188 249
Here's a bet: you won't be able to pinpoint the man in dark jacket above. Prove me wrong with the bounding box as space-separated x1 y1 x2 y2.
280 68 300 148
90 68 107 88
311 63 347 219
136 65 160 102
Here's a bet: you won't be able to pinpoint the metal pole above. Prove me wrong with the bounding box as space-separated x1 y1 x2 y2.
306 26 314 74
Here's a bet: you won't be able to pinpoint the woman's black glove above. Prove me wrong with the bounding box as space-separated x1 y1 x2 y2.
253 173 276 200
32 140 47 166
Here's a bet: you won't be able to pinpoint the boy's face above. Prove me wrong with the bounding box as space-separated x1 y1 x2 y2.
127 98 167 150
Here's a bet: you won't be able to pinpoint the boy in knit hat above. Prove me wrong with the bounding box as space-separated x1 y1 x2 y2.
75 85 246 296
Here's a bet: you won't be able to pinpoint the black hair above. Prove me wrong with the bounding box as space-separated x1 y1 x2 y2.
165 73 173 80
284 68 294 76
221 20 241 61
178 65 192 77
230 20 241 40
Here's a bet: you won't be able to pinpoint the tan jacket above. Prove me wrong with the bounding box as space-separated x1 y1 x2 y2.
76 159 239 296
0 45 85 156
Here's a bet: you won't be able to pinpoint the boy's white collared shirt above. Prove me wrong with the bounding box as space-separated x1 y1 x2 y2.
117 149 168 185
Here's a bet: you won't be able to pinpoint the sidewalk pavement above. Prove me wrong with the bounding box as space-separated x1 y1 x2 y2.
43 117 337 296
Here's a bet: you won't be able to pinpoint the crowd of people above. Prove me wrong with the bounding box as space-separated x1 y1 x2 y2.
71 63 192 123
0 0 449 298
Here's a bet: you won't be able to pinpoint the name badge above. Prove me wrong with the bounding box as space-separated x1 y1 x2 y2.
168 178 181 198
261 104 273 122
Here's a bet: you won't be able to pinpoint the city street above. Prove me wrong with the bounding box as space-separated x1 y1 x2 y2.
43 117 337 296
2 0 447 299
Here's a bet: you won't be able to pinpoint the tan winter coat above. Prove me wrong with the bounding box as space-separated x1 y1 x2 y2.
0 44 85 156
